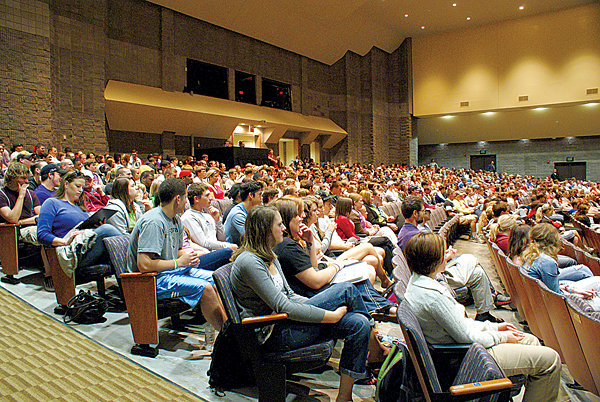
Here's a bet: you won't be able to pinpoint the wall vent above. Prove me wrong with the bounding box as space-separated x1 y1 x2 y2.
587 88 599 95
518 95 529 102
460 101 469 107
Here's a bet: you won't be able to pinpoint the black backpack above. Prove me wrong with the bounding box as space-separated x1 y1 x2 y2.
208 320 255 394
376 342 424 402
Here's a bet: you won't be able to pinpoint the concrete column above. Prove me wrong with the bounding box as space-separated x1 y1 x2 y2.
228 68 235 101
161 131 176 157
256 76 262 106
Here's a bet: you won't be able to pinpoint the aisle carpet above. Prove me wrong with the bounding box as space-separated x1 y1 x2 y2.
0 286 200 401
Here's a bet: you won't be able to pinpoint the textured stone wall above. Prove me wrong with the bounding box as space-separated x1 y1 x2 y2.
1 0 414 163
418 135 600 181
0 0 52 148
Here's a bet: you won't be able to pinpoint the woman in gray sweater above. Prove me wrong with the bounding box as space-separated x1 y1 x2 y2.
230 205 381 401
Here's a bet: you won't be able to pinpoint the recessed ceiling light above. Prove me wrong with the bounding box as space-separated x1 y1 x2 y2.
441 115 454 119
532 107 548 111
481 112 496 116
452 3 457 6
404 13 409 17
421 26 425 29
466 17 471 20
583 102 599 107
519 5 525 10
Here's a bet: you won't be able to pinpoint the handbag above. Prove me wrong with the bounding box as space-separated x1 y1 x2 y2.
63 290 108 324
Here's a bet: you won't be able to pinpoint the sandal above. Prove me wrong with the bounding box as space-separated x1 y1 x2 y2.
370 305 397 322
354 372 377 385
380 281 397 298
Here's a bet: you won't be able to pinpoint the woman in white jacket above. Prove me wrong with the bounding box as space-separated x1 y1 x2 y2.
105 177 143 234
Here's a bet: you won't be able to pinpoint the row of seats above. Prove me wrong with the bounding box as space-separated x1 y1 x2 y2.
570 218 600 255
487 238 600 396
560 237 600 276
378 200 405 228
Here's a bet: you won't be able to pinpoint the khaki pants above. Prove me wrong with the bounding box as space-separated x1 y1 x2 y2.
488 333 561 402
444 254 495 314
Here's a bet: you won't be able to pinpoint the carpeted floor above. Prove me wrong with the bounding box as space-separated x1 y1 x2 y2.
0 286 201 401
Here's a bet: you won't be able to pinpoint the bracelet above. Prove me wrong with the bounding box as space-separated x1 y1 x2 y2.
565 285 572 293
173 259 179 269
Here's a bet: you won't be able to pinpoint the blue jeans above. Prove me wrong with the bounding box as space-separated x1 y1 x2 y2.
195 248 232 271
78 224 122 267
263 282 372 380
558 264 593 282
558 255 577 268
354 280 395 313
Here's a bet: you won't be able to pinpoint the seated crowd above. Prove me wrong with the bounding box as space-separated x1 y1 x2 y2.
3 140 600 400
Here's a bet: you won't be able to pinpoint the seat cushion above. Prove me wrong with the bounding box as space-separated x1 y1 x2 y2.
263 339 335 364
76 263 112 280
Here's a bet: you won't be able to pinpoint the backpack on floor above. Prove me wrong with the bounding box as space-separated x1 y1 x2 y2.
207 320 255 394
376 342 424 402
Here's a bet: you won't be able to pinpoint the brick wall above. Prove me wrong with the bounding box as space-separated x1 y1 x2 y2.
0 0 52 148
1 0 414 164
418 135 600 181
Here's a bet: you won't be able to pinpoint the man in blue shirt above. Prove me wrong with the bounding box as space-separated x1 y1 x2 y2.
34 164 65 205
224 181 263 245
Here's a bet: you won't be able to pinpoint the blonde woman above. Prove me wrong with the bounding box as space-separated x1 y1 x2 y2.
522 223 598 308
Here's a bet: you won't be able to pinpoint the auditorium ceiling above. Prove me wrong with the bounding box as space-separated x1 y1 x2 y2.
147 0 595 65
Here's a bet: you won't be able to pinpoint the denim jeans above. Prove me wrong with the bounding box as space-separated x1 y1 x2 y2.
354 280 395 313
263 282 372 379
558 264 593 282
194 248 232 271
78 224 122 267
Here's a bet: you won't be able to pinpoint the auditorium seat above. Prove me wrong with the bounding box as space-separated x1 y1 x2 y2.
41 245 112 315
537 282 597 395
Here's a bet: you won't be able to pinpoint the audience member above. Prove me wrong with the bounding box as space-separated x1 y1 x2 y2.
230 205 384 400
405 233 561 401
125 178 227 334
224 180 263 245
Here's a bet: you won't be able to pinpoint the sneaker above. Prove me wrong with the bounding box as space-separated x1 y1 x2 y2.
494 293 512 308
474 312 504 323
43 276 54 292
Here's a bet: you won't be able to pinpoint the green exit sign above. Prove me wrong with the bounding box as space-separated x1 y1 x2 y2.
480 149 486 154
566 156 574 162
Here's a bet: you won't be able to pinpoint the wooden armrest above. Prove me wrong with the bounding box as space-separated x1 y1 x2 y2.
450 378 513 396
0 223 18 228
241 313 288 325
120 272 157 279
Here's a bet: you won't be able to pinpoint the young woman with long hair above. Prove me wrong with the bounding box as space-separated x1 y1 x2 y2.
522 223 599 310
37 171 121 267
272 197 396 314
230 205 386 401
104 177 143 234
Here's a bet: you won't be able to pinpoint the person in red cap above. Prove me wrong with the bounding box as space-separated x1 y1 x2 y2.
179 169 193 185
